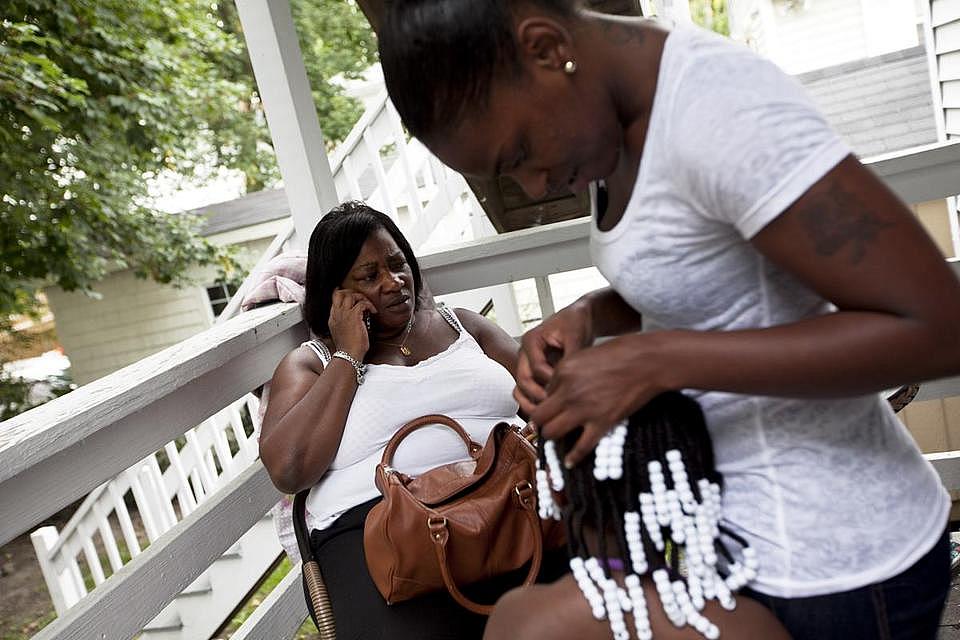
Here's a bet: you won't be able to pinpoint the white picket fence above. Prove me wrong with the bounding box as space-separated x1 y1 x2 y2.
31 395 261 614
22 88 493 639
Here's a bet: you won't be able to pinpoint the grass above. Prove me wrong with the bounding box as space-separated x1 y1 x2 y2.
215 556 318 640
0 609 57 640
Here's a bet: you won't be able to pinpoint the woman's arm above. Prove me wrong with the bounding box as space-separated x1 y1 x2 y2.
666 155 960 396
258 347 361 494
530 156 960 464
259 289 376 493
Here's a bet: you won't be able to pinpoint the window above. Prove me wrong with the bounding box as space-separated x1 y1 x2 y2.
205 282 240 318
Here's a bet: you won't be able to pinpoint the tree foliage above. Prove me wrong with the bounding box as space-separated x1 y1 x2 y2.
0 0 377 416
689 0 730 35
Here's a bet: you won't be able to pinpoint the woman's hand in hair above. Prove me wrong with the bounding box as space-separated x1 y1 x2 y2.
516 287 643 412
329 288 377 361
515 299 595 409
527 333 668 468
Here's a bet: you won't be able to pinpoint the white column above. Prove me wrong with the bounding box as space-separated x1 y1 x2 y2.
491 286 525 337
727 0 764 49
234 0 340 247
657 0 693 24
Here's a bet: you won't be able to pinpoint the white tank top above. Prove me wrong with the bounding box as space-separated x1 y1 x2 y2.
304 304 520 530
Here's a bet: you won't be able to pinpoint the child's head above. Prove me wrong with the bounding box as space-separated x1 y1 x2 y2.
537 391 758 640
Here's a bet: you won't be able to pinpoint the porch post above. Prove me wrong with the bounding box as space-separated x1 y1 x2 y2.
234 0 339 247
657 0 692 24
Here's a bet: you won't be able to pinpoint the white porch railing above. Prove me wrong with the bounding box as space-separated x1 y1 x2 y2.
327 91 485 250
3 140 960 639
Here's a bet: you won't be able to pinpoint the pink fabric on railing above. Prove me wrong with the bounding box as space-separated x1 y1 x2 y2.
240 251 308 311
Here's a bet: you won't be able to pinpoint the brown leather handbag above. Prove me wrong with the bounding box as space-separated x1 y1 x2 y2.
363 414 555 615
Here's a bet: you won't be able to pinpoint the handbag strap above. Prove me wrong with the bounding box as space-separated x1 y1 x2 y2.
381 414 481 467
426 481 544 615
293 490 316 563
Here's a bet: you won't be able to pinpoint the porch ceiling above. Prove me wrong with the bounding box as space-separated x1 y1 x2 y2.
355 0 644 233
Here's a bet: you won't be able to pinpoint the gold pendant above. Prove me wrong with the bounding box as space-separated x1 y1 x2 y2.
400 345 412 356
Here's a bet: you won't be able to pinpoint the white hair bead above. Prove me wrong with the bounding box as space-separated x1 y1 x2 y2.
543 440 565 492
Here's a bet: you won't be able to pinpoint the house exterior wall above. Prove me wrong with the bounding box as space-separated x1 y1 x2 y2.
899 396 960 453
931 0 960 136
47 236 276 386
914 198 956 258
46 272 213 386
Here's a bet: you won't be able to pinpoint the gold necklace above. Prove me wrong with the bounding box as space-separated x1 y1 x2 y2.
377 312 415 356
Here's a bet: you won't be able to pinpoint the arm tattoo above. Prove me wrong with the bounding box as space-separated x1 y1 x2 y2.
797 182 895 264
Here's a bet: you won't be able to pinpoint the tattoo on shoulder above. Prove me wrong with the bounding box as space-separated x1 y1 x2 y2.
797 182 895 264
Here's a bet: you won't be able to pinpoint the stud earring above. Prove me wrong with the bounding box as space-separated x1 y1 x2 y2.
563 59 577 74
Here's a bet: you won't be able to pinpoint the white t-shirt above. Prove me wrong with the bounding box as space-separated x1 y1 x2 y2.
304 305 521 531
590 26 949 598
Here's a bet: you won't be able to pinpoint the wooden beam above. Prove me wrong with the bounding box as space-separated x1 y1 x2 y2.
234 0 339 246
0 304 305 547
866 140 960 203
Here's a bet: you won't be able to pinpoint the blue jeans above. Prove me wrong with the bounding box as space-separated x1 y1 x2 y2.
742 529 950 640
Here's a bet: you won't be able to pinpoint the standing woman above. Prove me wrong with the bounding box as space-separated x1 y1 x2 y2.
378 2 960 638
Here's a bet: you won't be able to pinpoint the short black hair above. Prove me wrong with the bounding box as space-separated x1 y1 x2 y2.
379 0 577 140
302 201 422 337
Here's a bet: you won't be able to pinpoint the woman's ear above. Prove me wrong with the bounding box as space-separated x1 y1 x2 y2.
515 16 574 72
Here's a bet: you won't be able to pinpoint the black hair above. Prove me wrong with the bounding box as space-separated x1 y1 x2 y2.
379 0 578 140
302 201 422 337
544 391 746 579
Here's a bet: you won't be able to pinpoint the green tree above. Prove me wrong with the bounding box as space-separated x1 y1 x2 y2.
689 0 730 35
216 0 379 155
0 0 377 417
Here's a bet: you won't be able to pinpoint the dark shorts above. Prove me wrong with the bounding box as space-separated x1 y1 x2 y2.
742 528 951 640
304 497 569 640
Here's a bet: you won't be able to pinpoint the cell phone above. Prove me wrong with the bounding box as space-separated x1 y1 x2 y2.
363 311 372 332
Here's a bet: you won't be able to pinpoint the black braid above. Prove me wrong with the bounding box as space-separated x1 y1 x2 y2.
540 391 722 581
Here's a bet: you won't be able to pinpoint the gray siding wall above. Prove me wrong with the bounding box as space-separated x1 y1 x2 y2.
933 0 960 135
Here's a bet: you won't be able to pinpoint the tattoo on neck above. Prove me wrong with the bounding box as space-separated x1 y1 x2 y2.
798 183 895 264
601 20 646 46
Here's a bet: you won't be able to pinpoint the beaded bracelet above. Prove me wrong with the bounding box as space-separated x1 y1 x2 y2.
332 350 365 385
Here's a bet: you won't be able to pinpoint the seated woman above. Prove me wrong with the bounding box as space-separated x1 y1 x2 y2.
259 201 562 639
485 392 790 640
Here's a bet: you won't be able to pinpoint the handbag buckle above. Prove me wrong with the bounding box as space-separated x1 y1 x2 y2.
427 515 447 541
514 481 534 508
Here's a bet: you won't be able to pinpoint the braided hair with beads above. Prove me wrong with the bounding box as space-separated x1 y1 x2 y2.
535 391 759 640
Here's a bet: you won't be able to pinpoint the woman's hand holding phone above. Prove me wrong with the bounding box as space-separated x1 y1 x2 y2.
329 288 377 361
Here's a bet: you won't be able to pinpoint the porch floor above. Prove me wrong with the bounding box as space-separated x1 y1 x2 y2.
940 572 960 638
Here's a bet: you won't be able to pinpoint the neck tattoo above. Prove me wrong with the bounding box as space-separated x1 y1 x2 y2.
378 312 415 357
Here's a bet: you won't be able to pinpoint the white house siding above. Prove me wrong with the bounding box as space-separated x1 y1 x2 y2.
932 0 960 135
47 235 277 386
46 271 213 386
